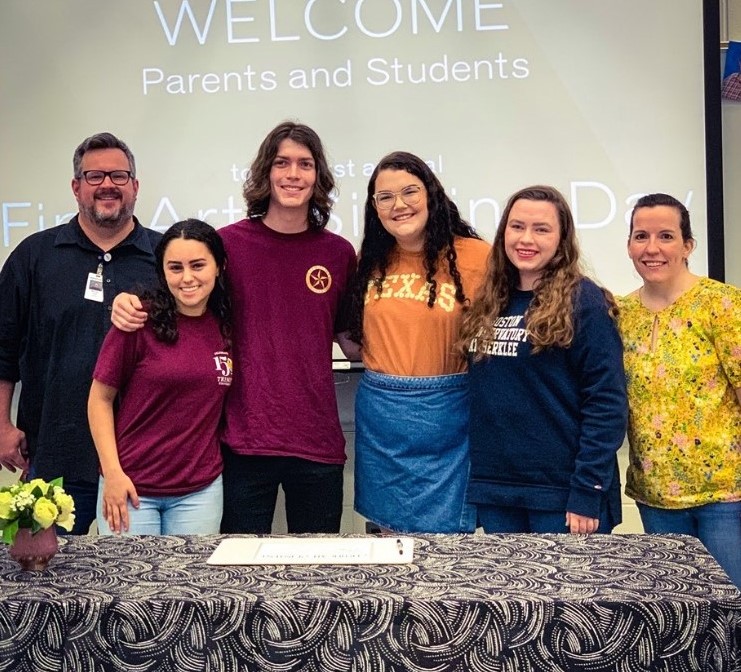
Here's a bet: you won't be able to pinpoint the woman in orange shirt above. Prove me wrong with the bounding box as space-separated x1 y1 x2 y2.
346 151 490 533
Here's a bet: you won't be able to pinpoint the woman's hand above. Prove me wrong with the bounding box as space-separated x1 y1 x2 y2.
102 470 140 533
565 511 599 534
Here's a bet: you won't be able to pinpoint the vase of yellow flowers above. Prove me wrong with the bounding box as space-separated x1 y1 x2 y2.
0 478 75 571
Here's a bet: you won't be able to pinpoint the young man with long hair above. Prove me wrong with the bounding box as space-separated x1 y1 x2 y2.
113 122 356 533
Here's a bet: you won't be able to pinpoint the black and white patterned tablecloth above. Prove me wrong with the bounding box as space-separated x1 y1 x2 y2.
0 533 739 671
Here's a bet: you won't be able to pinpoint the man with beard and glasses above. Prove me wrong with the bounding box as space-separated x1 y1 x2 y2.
0 132 161 534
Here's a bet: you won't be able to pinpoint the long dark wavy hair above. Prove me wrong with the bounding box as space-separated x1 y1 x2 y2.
143 219 232 348
347 151 481 345
459 185 617 357
242 121 335 230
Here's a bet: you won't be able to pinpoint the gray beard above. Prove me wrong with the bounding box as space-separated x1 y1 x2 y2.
81 199 136 230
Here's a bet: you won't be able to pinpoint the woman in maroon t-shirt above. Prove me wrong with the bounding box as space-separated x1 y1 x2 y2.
88 219 232 534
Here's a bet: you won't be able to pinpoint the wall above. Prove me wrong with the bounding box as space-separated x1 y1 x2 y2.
723 100 741 287
723 0 741 285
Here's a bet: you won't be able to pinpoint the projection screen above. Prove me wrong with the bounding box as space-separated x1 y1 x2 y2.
0 0 723 294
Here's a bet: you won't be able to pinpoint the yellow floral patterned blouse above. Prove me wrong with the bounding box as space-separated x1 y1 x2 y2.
617 277 741 509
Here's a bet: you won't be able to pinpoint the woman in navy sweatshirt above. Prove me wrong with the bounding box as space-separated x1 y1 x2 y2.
458 185 627 534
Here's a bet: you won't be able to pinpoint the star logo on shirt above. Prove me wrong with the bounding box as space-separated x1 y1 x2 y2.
306 265 332 294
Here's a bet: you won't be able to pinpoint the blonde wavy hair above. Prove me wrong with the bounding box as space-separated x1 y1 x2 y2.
459 185 616 358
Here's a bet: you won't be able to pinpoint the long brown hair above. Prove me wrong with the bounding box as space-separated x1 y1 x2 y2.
242 121 335 230
459 185 615 357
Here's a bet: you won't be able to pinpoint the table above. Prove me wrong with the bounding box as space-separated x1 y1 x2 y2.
0 533 739 671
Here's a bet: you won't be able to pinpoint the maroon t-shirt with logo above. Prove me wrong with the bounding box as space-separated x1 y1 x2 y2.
218 218 356 464
93 311 231 495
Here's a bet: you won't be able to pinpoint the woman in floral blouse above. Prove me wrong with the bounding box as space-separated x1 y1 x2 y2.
618 193 741 587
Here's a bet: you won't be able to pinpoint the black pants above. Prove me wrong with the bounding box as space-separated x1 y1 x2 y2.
220 450 344 534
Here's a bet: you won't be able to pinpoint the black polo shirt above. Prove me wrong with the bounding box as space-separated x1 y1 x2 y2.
0 215 161 483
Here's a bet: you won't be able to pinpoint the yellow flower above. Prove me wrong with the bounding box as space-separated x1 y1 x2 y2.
32 498 59 529
0 492 13 519
53 491 75 518
56 513 75 532
26 478 50 496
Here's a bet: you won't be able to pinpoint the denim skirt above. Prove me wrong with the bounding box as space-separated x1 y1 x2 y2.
354 369 476 533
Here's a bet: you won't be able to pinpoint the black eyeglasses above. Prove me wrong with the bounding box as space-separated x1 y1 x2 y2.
80 170 133 186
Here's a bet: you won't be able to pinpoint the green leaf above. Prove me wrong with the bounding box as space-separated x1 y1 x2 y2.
2 520 19 544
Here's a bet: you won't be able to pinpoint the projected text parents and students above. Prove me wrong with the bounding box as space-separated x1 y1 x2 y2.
141 53 530 95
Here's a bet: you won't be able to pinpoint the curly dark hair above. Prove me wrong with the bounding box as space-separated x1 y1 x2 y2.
242 121 335 230
346 151 481 345
143 219 232 348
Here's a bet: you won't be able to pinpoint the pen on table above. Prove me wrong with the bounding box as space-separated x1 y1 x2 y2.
396 539 403 555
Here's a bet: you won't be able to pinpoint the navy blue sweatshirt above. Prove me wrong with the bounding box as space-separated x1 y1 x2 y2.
467 279 627 524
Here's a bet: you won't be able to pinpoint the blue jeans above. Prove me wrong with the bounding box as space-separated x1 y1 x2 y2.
97 475 223 535
220 452 343 534
637 501 741 588
477 504 614 534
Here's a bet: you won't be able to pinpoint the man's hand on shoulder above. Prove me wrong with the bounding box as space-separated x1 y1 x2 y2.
111 293 148 332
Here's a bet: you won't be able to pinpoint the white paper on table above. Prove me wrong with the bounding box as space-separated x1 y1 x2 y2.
207 536 414 565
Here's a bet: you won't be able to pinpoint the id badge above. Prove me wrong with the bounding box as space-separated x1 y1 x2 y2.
84 271 104 302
